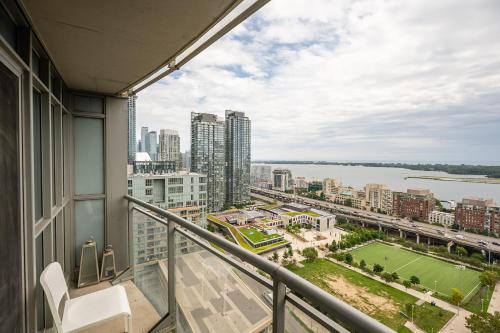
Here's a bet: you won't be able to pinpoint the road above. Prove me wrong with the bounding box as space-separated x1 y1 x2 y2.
251 187 500 257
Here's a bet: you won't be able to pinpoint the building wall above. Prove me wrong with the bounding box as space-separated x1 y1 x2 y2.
392 189 435 220
225 110 251 204
159 129 181 167
127 95 137 164
128 173 207 264
456 198 500 234
272 168 293 191
428 211 454 226
191 112 225 212
365 184 392 214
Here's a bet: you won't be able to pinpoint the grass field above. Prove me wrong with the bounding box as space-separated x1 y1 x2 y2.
239 227 281 243
288 259 453 332
349 242 481 300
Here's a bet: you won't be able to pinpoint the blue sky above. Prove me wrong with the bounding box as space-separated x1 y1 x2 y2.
137 0 500 164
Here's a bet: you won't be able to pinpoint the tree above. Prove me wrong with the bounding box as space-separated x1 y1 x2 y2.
206 224 215 232
345 253 353 264
410 275 420 285
403 280 412 290
391 272 399 280
382 272 394 283
345 199 353 207
329 240 338 252
373 263 384 273
287 247 293 257
466 311 500 333
283 251 289 260
479 271 497 287
451 288 464 306
456 246 468 257
272 252 279 263
360 259 367 269
302 247 318 262
320 191 326 201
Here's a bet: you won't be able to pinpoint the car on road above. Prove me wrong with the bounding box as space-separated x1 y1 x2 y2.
478 240 488 246
456 235 465 240
492 241 500 246
450 229 459 233
438 230 444 235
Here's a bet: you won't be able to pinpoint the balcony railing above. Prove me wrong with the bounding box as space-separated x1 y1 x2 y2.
123 195 395 333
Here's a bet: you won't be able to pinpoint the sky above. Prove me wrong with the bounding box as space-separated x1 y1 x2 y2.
136 0 500 164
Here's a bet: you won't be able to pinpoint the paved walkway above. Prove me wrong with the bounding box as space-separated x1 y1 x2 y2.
488 282 500 314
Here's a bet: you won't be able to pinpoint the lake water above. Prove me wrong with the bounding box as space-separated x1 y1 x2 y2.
256 163 500 203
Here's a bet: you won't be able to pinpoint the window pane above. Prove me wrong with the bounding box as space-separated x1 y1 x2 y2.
74 117 104 195
51 105 56 205
75 199 104 263
35 233 45 331
33 89 43 221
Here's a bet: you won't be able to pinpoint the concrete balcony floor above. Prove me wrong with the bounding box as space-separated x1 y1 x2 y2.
65 280 161 333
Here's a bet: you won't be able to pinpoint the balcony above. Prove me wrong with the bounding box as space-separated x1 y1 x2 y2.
87 195 394 333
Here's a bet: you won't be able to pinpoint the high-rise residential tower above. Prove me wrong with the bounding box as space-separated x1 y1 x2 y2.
141 126 149 153
225 110 251 204
148 130 158 160
127 95 137 164
159 129 181 167
191 112 225 212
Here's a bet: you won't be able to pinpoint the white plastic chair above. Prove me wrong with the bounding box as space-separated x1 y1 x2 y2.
40 262 132 332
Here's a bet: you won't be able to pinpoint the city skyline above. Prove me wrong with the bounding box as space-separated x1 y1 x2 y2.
136 0 500 164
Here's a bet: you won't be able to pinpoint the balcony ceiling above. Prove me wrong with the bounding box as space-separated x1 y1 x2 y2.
22 0 241 95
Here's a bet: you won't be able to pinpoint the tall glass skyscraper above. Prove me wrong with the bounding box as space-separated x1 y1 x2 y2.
191 112 226 212
225 110 251 204
127 95 137 164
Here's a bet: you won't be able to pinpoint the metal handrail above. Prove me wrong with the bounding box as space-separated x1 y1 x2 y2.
125 195 395 333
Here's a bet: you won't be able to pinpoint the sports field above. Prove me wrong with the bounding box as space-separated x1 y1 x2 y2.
349 242 481 300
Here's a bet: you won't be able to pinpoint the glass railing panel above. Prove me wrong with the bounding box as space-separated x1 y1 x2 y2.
285 299 346 333
174 231 273 333
131 209 169 320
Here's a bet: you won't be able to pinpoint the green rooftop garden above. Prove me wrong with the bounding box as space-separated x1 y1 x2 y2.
207 215 288 253
240 227 282 243
283 211 321 217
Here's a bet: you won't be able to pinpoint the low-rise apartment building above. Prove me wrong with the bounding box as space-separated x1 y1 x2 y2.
392 188 435 221
274 203 336 232
428 210 455 226
456 198 500 235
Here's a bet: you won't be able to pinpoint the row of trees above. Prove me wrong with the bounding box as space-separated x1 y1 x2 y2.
329 227 385 252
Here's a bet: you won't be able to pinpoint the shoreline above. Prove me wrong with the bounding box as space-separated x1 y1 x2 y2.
405 175 500 185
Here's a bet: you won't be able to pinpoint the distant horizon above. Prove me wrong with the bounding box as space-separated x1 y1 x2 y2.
251 160 500 166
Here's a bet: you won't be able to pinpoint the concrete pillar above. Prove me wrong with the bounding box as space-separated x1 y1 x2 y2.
447 241 454 253
362 222 365 228
378 224 382 232
399 229 403 238
427 237 431 245
416 233 420 244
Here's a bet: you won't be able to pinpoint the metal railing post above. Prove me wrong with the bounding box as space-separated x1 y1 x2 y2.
273 279 286 333
168 220 176 316
128 201 135 270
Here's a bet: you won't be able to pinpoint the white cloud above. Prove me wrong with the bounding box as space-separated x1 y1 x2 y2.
137 0 500 163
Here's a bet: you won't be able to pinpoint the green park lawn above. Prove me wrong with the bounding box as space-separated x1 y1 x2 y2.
349 242 481 301
288 259 453 332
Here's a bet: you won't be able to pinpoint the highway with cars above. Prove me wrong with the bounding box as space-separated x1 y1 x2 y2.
251 187 500 257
